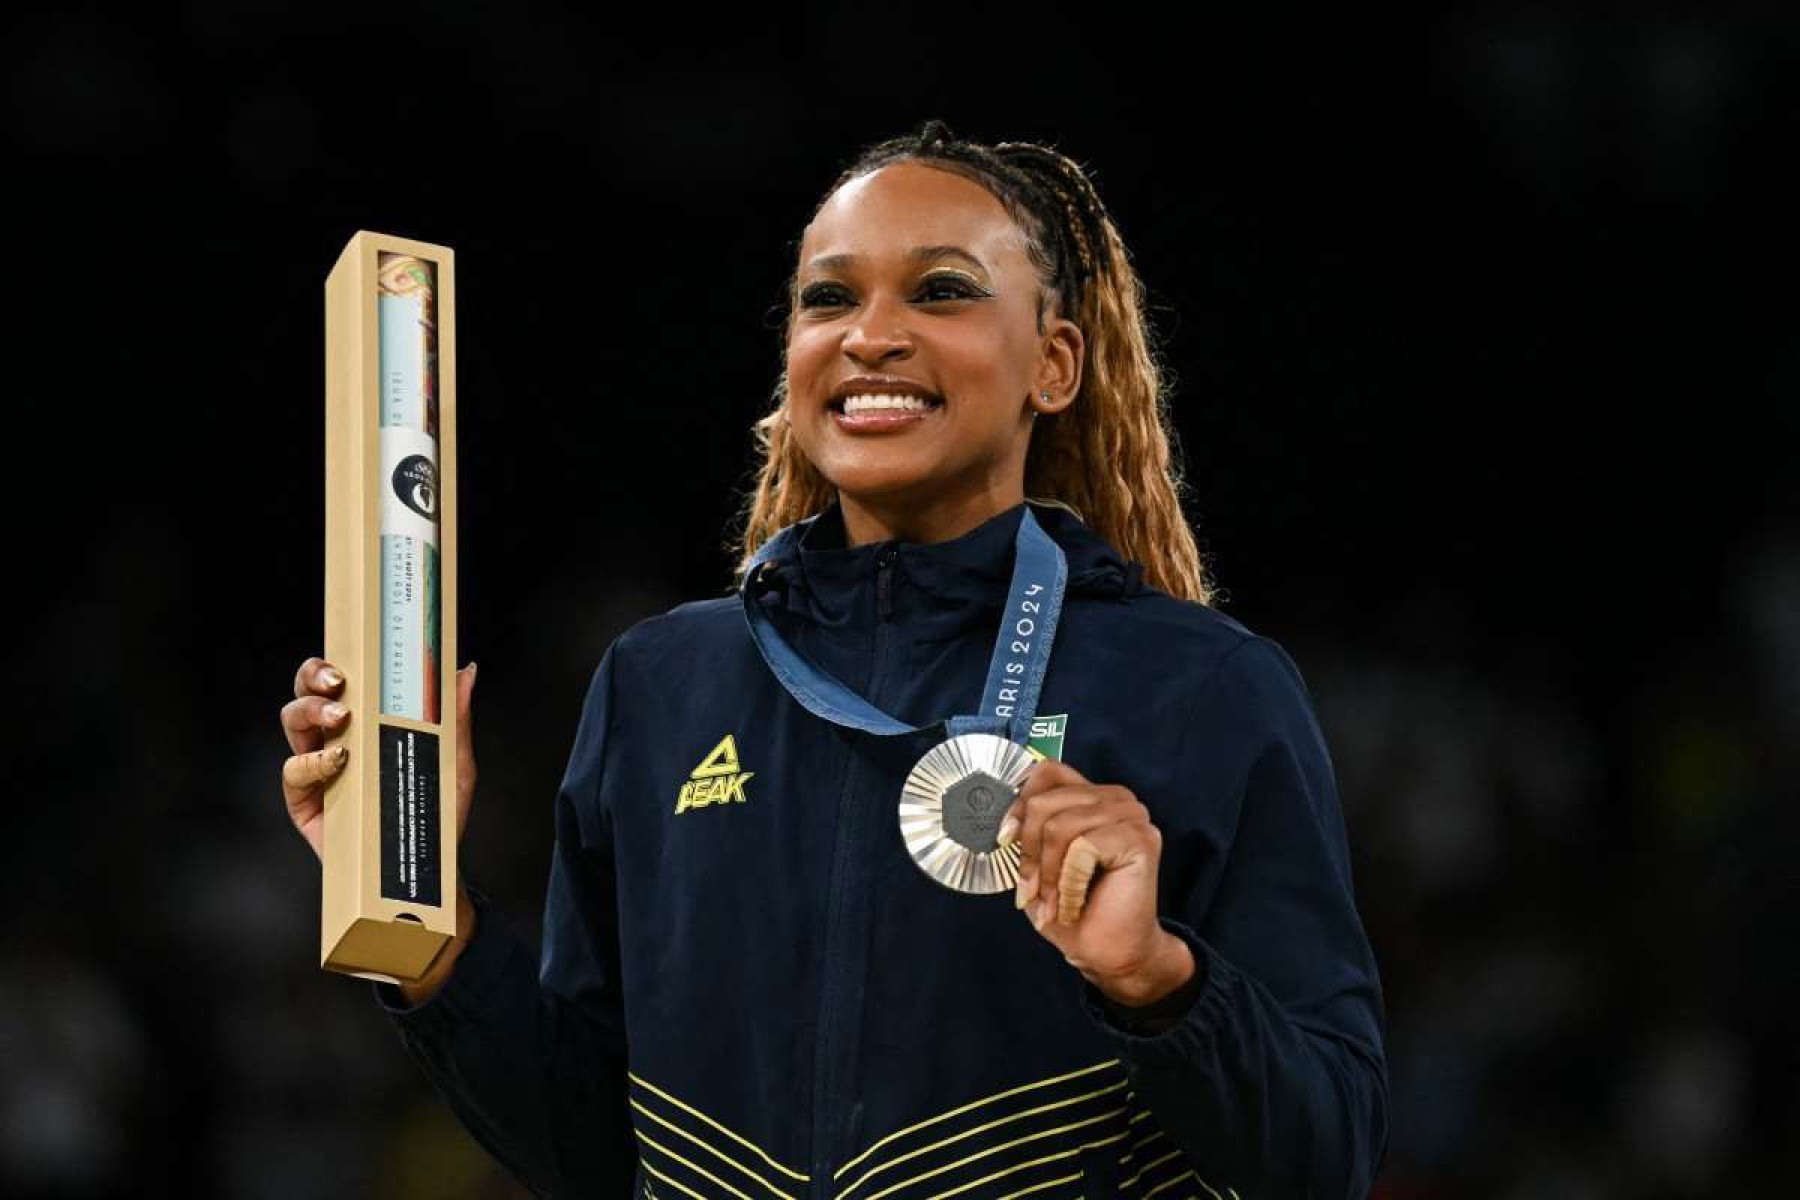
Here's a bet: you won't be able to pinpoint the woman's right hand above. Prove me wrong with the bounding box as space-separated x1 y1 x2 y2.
279 657 479 863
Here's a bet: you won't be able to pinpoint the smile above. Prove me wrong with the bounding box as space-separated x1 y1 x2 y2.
829 392 945 432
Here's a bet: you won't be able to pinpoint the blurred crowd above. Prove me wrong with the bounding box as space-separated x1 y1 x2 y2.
1320 528 1800 1195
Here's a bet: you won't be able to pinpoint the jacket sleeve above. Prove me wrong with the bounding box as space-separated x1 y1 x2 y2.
1075 635 1389 1199
370 646 637 1199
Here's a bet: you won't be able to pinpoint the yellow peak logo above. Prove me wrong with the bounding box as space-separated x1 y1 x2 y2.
675 734 755 814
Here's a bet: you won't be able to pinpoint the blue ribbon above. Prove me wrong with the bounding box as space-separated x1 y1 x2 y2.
742 506 1067 745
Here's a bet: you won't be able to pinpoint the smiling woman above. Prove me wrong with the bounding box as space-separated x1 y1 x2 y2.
779 162 1080 547
738 122 1214 601
282 118 1388 1200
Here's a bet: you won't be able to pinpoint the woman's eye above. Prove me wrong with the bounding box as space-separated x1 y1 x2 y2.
917 276 980 302
798 284 851 309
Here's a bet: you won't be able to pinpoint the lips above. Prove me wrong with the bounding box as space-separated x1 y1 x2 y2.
833 394 944 415
827 377 944 412
830 401 943 431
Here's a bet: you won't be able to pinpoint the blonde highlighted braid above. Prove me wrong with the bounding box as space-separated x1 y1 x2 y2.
730 120 1217 607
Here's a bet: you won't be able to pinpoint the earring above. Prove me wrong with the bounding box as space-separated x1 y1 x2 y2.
1040 391 1051 404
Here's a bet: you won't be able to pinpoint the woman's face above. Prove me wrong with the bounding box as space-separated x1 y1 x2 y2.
785 161 1081 524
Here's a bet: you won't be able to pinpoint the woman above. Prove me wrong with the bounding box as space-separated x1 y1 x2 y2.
281 120 1388 1199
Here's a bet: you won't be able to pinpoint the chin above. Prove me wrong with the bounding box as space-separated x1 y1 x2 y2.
806 441 931 486
818 462 946 508
828 476 938 509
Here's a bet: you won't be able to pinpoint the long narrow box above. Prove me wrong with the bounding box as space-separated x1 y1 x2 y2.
320 230 459 983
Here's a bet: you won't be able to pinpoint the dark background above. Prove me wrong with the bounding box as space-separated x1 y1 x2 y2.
7 6 1795 1197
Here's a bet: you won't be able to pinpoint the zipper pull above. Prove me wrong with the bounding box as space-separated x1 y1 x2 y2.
875 547 896 620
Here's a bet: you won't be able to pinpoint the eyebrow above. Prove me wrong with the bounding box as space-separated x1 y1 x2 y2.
804 245 989 274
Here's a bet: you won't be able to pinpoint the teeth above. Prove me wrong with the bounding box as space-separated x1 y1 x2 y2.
841 393 936 414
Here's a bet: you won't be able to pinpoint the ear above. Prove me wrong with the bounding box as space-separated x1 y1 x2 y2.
1032 315 1084 415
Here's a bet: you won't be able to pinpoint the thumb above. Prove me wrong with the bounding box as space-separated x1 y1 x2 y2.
455 662 478 796
456 662 477 749
457 661 477 718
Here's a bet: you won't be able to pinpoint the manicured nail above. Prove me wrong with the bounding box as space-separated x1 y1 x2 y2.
1032 899 1050 930
332 744 349 766
996 814 1020 848
323 703 347 723
319 667 343 688
1014 873 1033 910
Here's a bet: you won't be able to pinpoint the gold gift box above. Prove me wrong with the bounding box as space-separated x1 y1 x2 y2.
319 230 460 983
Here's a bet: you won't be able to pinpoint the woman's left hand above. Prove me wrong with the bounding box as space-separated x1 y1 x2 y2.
998 759 1194 1005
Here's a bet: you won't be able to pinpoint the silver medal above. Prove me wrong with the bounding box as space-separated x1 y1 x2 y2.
899 732 1039 894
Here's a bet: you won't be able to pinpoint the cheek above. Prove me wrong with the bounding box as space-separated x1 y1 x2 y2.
780 335 825 452
785 329 837 410
940 330 1029 421
787 319 835 362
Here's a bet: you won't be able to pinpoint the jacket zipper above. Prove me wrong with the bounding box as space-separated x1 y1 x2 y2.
809 546 897 1196
875 545 895 621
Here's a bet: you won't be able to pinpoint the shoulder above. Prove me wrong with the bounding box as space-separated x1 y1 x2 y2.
1079 582 1264 675
1096 587 1318 724
587 595 748 692
614 595 742 653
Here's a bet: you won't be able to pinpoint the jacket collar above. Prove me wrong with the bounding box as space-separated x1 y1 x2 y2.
751 498 1142 637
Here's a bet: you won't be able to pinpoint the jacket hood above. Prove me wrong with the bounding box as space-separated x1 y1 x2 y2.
748 498 1144 639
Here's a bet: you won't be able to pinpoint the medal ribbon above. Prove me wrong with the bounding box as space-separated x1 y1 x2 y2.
742 506 1067 745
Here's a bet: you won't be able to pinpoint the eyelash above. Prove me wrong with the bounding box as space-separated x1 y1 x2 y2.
797 275 987 309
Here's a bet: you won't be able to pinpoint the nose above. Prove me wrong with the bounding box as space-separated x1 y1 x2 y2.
841 294 914 366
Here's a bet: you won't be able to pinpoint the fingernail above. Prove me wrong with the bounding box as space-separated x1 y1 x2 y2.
1014 874 1032 910
319 667 343 688
996 814 1019 848
1032 899 1050 930
323 703 347 723
466 661 478 681
332 744 348 766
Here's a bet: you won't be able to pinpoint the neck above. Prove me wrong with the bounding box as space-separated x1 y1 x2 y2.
839 484 1025 548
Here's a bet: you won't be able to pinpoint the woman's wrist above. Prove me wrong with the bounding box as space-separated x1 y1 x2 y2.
1091 929 1200 1011
396 886 476 1007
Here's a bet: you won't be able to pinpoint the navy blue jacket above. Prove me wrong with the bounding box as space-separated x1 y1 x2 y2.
374 499 1388 1199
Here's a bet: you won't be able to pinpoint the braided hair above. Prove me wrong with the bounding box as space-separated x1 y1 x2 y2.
732 119 1217 607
